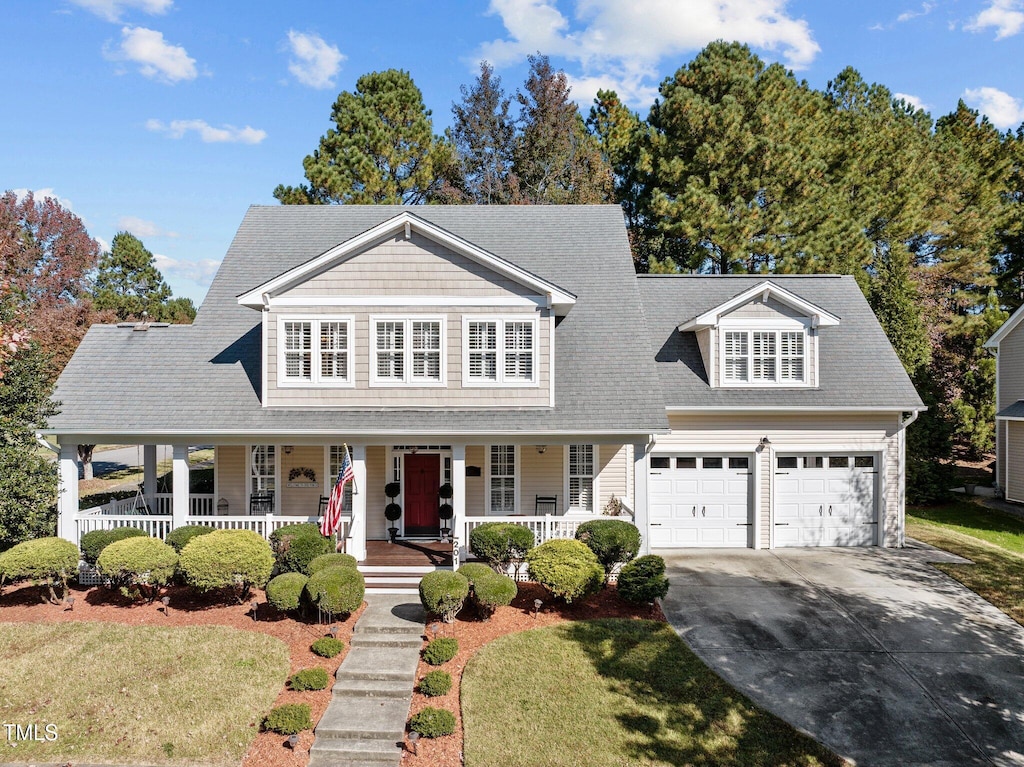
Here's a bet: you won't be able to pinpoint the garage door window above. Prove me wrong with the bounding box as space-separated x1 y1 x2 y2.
803 456 824 469
702 457 723 469
777 456 798 469
651 456 671 469
729 457 749 469
829 456 849 468
855 456 875 468
677 457 697 469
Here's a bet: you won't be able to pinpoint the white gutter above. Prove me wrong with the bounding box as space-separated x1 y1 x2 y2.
35 434 59 452
900 410 921 429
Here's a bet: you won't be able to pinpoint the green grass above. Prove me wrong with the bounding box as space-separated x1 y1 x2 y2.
461 620 840 767
909 500 1024 554
0 622 289 765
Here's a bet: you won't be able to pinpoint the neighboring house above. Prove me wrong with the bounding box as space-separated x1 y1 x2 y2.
986 306 1024 502
45 205 923 574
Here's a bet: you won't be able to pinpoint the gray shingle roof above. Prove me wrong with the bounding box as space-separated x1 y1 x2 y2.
48 205 669 438
997 401 1024 419
637 274 924 410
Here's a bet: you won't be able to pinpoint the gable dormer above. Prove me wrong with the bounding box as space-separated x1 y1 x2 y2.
678 281 840 389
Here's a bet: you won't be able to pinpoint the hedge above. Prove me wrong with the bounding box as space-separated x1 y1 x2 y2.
266 572 308 613
305 566 365 616
575 519 641 581
526 539 603 603
178 529 274 600
80 526 147 565
307 552 358 574
418 570 469 623
616 555 670 604
0 537 79 603
164 524 215 553
96 536 178 594
468 522 535 573
269 523 332 575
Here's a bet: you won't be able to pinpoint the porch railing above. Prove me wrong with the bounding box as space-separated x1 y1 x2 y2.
153 493 216 516
462 513 613 548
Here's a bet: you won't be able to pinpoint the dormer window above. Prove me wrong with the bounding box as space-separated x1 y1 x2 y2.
371 316 446 386
462 316 538 386
278 316 353 387
722 327 808 385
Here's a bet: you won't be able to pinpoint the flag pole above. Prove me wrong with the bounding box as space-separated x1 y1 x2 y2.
344 442 358 494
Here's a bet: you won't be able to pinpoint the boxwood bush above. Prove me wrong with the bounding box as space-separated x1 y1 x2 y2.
468 522 535 573
0 537 79 603
575 519 642 581
616 555 670 604
409 707 456 738
263 703 313 735
418 570 469 623
305 566 364 616
96 536 178 594
422 637 459 666
526 539 603 603
307 552 357 574
265 571 308 613
80 526 147 565
178 529 274 600
290 667 330 691
418 670 452 697
164 524 215 553
456 562 493 584
311 637 345 658
471 571 517 619
269 523 332 575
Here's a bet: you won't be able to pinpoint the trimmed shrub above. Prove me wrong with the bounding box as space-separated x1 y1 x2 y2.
617 555 669 604
263 703 313 735
80 526 147 565
575 519 642 581
468 522 535 573
178 529 274 600
418 670 452 697
418 570 469 623
311 637 345 658
472 571 517 619
96 536 178 593
409 707 456 738
0 537 79 602
457 562 494 585
266 572 308 612
269 523 331 575
164 524 215 553
526 539 603 604
290 668 330 691
307 552 358 574
305 566 365 616
422 637 459 666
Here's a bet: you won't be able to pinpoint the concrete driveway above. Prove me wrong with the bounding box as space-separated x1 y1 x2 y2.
657 544 1024 767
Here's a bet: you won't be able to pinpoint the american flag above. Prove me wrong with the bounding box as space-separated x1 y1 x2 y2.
320 445 355 538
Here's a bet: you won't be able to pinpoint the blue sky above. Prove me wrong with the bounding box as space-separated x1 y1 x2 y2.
4 0 1023 305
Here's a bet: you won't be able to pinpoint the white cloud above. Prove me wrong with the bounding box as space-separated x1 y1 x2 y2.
476 0 820 109
105 25 197 83
894 92 930 111
69 0 173 23
896 2 934 23
10 187 77 212
146 118 267 144
967 0 1024 38
117 215 178 238
286 30 345 89
153 254 221 286
963 86 1024 129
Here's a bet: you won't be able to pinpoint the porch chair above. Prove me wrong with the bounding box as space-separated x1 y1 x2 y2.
318 495 329 518
535 495 557 516
249 491 273 515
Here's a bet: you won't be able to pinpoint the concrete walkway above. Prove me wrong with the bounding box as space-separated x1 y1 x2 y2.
309 596 425 767
658 545 1024 767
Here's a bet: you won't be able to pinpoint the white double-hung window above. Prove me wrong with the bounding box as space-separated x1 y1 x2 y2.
463 316 538 386
278 317 353 387
371 316 445 386
487 445 517 514
566 444 597 512
721 326 808 386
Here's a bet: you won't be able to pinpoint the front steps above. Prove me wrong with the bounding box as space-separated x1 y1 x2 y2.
308 596 425 767
359 564 451 594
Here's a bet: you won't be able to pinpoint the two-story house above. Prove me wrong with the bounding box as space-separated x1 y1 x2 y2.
45 205 923 581
986 306 1024 502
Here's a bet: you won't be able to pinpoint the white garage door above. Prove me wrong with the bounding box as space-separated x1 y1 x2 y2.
649 455 753 547
774 454 877 546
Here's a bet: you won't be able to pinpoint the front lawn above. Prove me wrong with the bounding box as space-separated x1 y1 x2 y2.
910 500 1024 555
0 622 289 765
461 619 841 767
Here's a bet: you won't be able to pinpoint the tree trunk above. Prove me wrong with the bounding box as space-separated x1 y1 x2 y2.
78 444 95 481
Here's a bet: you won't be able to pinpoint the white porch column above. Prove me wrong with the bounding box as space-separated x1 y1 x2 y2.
143 444 158 507
632 441 651 555
172 444 189 530
452 443 467 562
348 444 368 561
57 443 79 543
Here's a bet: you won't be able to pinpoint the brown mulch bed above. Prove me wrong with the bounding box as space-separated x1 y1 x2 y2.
0 580 363 767
402 581 664 767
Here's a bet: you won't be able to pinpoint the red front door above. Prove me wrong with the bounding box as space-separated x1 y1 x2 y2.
404 453 440 536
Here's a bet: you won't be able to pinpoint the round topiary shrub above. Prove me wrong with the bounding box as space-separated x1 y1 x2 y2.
305 566 365 616
269 523 332 575
96 536 178 594
0 537 79 603
409 707 456 738
422 637 459 666
418 570 469 623
616 555 670 604
526 539 603 604
80 526 147 565
575 519 642 581
311 637 345 658
290 668 330 691
456 562 494 585
164 524 215 553
178 529 274 600
471 571 517 619
307 552 358 574
418 670 452 697
266 572 308 612
468 522 535 573
263 703 313 735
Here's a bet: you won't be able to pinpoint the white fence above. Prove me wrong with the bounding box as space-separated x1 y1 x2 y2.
153 494 216 516
461 514 614 547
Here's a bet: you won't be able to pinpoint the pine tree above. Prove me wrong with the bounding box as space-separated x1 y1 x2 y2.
449 61 516 204
93 232 176 322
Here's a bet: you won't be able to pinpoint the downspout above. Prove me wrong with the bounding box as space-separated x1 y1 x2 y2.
900 409 921 430
36 434 58 453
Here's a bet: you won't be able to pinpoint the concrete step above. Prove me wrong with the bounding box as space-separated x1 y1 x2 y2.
315 695 410 741
308 735 403 767
363 574 423 584
353 600 426 635
350 633 422 649
335 645 422 682
359 564 448 575
363 583 421 594
332 677 414 698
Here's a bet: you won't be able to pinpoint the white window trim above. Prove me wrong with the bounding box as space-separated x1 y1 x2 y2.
564 444 599 514
247 444 280 515
461 315 540 387
370 315 447 387
276 315 355 388
718 318 813 388
484 444 520 515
